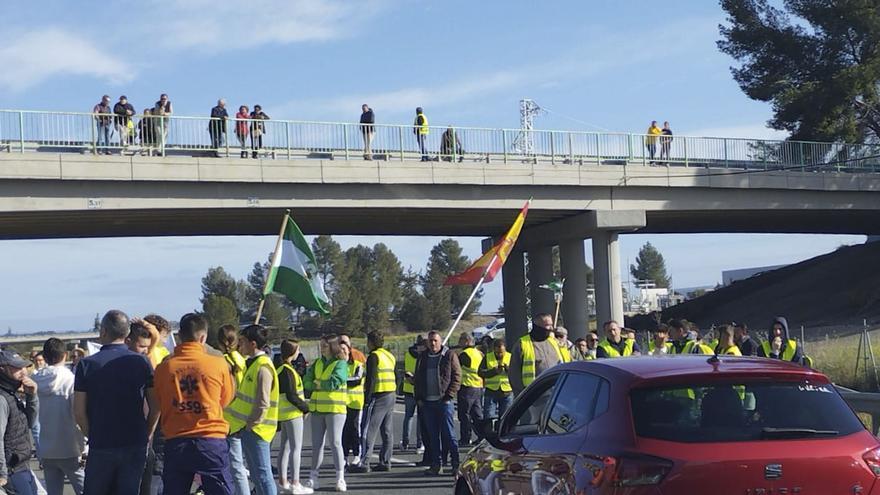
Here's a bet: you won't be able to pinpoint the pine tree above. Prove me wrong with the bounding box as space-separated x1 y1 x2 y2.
630 242 671 288
202 294 239 335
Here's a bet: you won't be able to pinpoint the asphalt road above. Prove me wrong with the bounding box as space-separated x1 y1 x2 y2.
36 398 462 494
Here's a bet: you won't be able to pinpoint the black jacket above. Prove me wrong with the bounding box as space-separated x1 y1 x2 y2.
414 346 461 402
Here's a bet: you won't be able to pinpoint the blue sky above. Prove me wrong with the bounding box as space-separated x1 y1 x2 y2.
0 1 865 331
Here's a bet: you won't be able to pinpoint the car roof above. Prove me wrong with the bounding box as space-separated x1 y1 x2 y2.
560 355 826 385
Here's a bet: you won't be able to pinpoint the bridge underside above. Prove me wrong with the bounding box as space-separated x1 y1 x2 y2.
1 206 877 240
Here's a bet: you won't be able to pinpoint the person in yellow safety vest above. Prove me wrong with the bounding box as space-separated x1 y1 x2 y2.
714 325 743 356
758 316 807 365
456 332 485 446
509 313 570 395
646 120 662 163
478 338 513 420
648 324 674 356
303 335 349 492
667 319 712 355
401 335 426 456
597 320 642 358
572 333 598 361
349 331 397 474
217 324 247 386
223 324 279 495
144 313 172 368
340 341 365 467
275 339 313 495
413 107 430 162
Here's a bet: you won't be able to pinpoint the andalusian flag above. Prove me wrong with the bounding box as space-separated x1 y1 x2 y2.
445 199 530 285
264 215 330 314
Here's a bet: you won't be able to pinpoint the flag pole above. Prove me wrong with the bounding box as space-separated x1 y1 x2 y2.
442 250 501 346
255 209 291 325
552 278 566 327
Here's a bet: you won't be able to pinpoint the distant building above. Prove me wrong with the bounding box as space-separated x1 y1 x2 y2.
722 264 788 286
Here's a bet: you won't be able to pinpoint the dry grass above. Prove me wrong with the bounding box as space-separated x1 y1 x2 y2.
808 330 880 391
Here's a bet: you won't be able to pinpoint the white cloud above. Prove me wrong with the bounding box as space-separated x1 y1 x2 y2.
0 28 134 92
149 0 388 50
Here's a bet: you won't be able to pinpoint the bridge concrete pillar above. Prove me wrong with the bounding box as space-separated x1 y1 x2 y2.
592 230 624 328
527 246 555 318
502 249 528 348
559 238 588 340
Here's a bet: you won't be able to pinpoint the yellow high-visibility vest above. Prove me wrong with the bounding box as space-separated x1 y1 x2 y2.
370 348 397 394
484 352 511 393
648 341 674 354
347 360 365 410
402 352 416 394
224 350 247 385
417 113 429 135
597 338 635 358
520 335 567 387
761 339 798 361
460 347 484 388
224 354 279 442
276 363 304 421
718 345 742 356
309 358 347 414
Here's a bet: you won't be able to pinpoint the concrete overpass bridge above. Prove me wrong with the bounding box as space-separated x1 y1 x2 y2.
2 109 880 341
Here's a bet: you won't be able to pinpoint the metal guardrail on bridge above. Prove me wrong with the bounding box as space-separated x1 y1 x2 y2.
2 109 880 173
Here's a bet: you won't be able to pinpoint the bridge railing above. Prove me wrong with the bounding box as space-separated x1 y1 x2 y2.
1 109 879 172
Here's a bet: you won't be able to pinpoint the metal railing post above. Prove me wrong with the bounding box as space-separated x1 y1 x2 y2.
90 115 96 154
451 128 457 163
550 131 555 165
399 126 405 161
762 141 768 170
596 133 601 165
343 124 350 160
684 137 689 167
18 111 24 153
627 134 634 162
641 135 647 166
568 132 574 165
799 141 805 171
160 116 166 157
502 130 508 164
224 119 230 158
723 138 729 168
286 122 291 159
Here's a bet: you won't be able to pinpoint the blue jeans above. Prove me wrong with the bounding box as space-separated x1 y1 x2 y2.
226 435 250 495
41 457 85 495
83 444 146 495
240 429 276 495
31 420 40 455
163 437 232 495
402 394 421 448
417 134 428 160
96 123 112 152
421 400 458 469
483 391 513 420
8 469 38 495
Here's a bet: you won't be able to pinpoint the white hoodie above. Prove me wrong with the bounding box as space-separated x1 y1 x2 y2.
32 364 84 459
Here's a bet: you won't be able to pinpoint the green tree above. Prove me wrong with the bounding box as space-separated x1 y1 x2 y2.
630 242 671 288
420 239 481 330
202 294 239 337
718 0 880 142
397 269 431 331
201 267 245 313
312 235 343 301
333 244 403 334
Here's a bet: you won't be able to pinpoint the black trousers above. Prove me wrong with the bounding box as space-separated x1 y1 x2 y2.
342 407 361 457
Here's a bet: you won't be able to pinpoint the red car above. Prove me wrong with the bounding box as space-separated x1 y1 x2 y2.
456 355 880 494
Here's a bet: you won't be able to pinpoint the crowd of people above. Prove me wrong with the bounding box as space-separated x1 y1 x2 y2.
0 310 807 495
90 96 463 162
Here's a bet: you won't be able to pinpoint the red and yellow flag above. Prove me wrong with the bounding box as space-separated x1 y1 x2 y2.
444 200 530 286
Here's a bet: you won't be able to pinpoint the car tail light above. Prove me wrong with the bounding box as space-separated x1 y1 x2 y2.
863 446 880 476
612 454 673 487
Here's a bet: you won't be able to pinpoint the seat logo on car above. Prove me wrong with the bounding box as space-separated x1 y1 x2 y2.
764 464 783 480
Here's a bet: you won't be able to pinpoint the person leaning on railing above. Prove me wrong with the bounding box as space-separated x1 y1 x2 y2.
249 105 270 159
235 105 250 159
92 95 113 155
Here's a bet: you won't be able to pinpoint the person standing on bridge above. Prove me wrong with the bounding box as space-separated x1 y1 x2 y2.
209 99 229 158
234 105 250 159
645 120 661 164
113 95 135 152
154 94 173 151
414 107 430 161
360 104 375 160
92 95 113 155
660 121 673 161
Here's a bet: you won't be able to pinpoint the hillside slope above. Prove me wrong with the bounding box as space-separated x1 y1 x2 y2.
626 241 880 334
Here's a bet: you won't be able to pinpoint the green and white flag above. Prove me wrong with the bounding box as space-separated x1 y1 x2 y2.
264 216 330 314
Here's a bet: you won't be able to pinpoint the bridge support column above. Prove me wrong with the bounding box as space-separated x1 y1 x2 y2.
527 246 555 318
502 249 528 348
559 239 588 340
592 230 624 328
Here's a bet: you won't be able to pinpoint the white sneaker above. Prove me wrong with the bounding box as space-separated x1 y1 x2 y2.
416 445 425 455
291 484 314 495
306 472 319 490
336 479 347 492
351 454 361 465
278 482 292 494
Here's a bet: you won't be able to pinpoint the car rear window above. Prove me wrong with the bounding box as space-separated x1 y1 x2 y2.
631 381 865 442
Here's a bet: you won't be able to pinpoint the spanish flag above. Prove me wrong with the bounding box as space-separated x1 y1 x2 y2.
444 199 530 285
